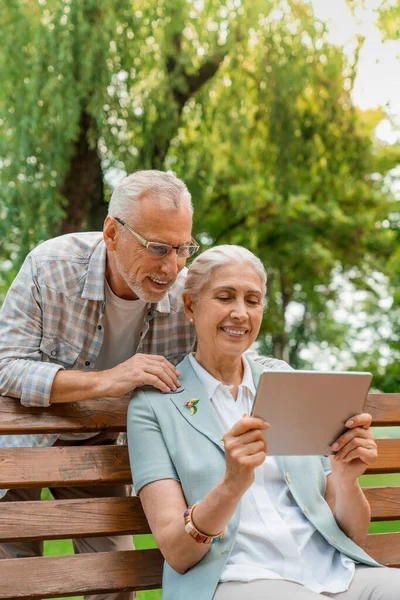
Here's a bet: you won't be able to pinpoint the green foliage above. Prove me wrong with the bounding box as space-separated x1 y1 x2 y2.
168 1 399 361
1 0 400 372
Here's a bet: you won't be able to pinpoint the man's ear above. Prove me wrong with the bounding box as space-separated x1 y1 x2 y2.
103 216 118 252
182 292 196 323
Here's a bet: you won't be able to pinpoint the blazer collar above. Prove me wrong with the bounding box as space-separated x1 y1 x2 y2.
168 355 225 452
168 355 268 453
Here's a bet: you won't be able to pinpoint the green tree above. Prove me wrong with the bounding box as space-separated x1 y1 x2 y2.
168 1 398 363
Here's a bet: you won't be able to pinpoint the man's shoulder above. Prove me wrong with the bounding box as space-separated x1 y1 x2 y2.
30 232 104 262
26 232 105 297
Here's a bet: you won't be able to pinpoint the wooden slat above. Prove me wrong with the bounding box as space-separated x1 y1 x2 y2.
0 497 150 542
366 394 400 426
365 439 400 474
0 396 129 433
0 549 163 599
0 445 132 488
363 487 400 521
365 532 400 567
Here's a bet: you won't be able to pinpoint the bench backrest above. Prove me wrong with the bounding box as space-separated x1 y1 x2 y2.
0 392 399 599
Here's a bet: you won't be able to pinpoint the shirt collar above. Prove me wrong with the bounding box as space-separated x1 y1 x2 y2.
81 237 107 301
188 353 256 400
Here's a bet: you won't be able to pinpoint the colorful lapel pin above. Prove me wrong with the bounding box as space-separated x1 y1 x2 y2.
184 398 199 415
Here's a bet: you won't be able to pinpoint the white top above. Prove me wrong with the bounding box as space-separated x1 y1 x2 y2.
95 277 147 371
188 353 355 594
59 278 146 440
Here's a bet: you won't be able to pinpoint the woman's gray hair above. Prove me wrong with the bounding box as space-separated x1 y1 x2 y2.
108 170 193 220
184 245 267 299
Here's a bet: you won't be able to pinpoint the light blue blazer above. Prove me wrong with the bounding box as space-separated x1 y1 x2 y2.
127 355 380 600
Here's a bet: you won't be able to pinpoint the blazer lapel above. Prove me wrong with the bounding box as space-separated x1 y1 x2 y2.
169 356 225 452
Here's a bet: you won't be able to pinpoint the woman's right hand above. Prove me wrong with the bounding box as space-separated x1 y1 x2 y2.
223 416 269 495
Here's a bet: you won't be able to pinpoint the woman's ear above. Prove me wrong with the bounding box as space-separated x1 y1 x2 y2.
182 292 195 324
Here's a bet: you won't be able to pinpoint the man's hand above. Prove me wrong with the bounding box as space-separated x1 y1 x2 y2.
50 354 181 403
223 416 269 495
329 412 377 483
103 353 181 396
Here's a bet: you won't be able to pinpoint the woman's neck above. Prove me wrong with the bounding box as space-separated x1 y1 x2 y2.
194 350 244 388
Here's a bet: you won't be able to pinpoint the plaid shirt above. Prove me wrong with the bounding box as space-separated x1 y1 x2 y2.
0 231 288 497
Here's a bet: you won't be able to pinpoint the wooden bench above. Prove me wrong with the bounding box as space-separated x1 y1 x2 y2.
0 392 399 599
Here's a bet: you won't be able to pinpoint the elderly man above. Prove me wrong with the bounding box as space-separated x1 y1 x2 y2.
0 170 284 600
0 170 199 600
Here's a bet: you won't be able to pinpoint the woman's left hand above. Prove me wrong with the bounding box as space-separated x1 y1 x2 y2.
329 413 377 482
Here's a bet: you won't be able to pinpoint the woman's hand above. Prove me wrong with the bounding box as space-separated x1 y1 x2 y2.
329 412 377 483
223 416 269 495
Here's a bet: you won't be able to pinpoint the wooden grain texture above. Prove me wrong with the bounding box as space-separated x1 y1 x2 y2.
0 549 163 599
0 445 132 488
0 396 129 433
0 497 150 542
365 439 400 474
363 487 400 521
365 393 400 426
365 532 400 568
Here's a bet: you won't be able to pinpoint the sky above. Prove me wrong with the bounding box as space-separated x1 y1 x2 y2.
311 0 400 143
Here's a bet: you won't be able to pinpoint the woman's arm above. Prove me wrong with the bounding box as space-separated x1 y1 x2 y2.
138 416 269 574
324 413 377 546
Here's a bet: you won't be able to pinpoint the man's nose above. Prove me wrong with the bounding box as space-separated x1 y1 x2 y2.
160 249 180 276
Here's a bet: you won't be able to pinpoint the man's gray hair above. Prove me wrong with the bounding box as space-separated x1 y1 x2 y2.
184 245 267 299
108 170 193 220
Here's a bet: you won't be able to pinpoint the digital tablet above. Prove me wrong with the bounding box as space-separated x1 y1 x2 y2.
251 370 372 455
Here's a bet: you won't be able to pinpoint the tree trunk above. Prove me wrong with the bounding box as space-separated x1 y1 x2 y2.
60 112 105 234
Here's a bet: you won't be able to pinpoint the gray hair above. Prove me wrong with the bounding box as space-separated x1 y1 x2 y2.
108 170 193 220
184 245 267 299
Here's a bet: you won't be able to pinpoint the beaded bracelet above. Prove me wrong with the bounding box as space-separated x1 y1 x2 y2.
183 503 225 544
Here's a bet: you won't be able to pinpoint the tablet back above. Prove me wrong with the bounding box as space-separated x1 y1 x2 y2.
252 370 372 455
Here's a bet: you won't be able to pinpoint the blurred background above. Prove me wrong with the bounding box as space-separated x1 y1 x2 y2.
1 0 400 385
1 1 400 598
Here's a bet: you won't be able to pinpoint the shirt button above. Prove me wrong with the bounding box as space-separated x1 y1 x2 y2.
51 350 57 357
85 361 91 366
285 472 291 485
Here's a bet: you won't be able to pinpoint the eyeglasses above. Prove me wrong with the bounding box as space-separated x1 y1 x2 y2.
114 217 200 258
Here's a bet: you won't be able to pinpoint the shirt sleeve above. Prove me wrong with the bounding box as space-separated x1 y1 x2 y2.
127 391 179 494
0 254 63 407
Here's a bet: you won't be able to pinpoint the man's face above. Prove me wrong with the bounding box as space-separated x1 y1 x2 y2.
105 198 193 302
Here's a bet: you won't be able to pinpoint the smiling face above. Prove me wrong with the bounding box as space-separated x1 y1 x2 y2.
104 197 193 302
184 262 264 367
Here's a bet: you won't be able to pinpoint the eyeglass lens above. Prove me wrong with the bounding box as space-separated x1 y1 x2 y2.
147 244 197 258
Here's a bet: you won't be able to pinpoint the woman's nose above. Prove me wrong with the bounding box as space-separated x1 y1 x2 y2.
230 302 248 320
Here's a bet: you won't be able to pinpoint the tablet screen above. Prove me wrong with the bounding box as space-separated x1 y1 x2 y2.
251 370 372 455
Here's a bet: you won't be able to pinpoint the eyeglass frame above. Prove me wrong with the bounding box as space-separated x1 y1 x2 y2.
114 216 200 258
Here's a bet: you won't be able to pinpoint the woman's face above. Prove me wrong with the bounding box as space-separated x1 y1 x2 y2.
187 262 264 360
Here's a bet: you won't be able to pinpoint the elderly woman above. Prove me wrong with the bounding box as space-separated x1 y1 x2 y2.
127 245 399 600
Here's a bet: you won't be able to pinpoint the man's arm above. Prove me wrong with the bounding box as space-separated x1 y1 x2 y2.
0 254 62 407
0 255 181 406
50 355 181 403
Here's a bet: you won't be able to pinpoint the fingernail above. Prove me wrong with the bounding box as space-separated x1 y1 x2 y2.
177 380 181 386
331 443 339 450
346 420 354 427
243 413 248 418
176 370 181 376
